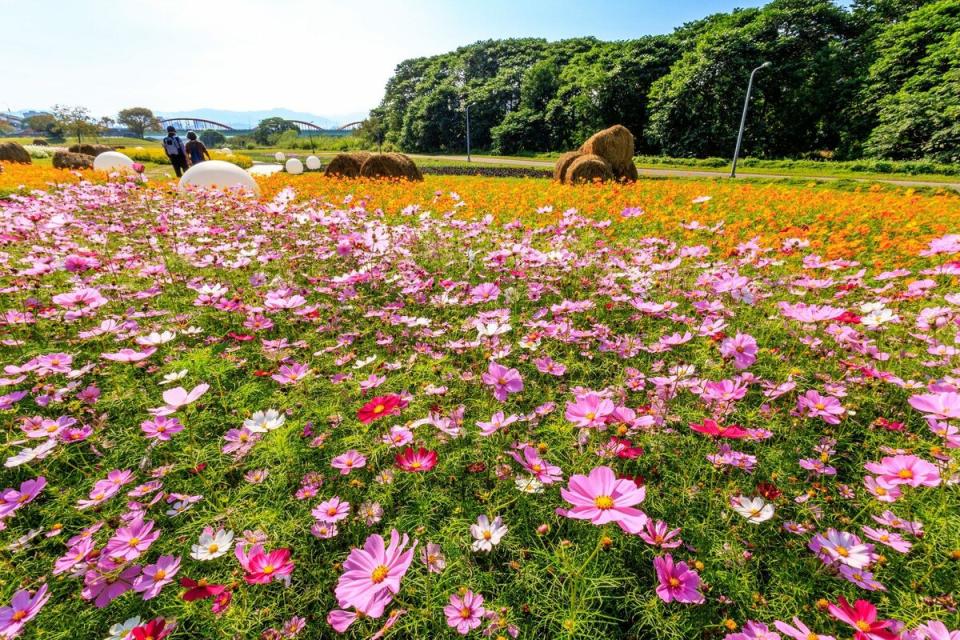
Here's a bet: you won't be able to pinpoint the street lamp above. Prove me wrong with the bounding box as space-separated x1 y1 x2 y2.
730 61 771 178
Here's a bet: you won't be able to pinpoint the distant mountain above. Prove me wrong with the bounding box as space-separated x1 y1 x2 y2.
156 108 367 130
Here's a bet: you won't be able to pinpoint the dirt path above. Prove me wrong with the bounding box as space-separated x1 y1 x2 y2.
406 154 960 191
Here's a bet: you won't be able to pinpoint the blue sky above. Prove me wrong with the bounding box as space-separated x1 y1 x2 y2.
3 0 772 119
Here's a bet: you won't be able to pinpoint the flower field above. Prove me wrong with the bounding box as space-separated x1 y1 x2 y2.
1 165 959 639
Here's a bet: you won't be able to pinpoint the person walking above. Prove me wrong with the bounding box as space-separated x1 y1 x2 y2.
162 126 189 177
185 131 211 166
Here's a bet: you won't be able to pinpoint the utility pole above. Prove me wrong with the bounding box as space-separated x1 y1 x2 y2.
731 61 771 178
465 103 472 162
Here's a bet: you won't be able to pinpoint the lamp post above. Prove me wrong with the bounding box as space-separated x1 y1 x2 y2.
730 61 771 178
465 103 472 162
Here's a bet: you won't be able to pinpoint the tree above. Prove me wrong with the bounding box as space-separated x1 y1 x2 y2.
117 107 160 139
26 114 58 135
200 130 226 147
51 105 99 144
253 118 297 145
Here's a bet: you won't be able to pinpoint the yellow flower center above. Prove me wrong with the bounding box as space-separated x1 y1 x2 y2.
856 621 872 631
668 577 681 588
815 402 825 410
128 537 141 546
460 607 472 619
262 564 274 575
373 404 385 414
897 469 913 479
371 565 389 583
594 495 614 510
208 543 219 553
12 610 26 622
154 569 167 580
835 545 849 557
410 461 422 469
483 531 492 540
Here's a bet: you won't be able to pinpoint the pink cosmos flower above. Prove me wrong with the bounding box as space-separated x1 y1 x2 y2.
864 454 941 488
104 518 161 562
0 476 46 519
331 450 367 475
508 446 562 484
565 392 615 429
653 554 704 604
862 526 912 553
638 519 683 549
719 332 758 369
559 465 647 533
327 589 393 633
235 544 294 585
334 529 417 612
476 411 518 436
53 537 95 575
0 584 49 639
395 447 438 472
312 497 351 523
148 383 209 416
725 621 780 639
796 390 845 424
809 528 875 569
272 362 311 385
101 347 157 363
481 362 523 402
444 590 485 635
469 282 500 303
82 562 141 608
134 555 181 600
774 617 835 640
827 597 898 640
913 621 960 640
140 416 184 441
689 419 749 439
908 392 960 420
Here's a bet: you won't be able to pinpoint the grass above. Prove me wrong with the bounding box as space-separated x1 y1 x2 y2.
0 168 958 639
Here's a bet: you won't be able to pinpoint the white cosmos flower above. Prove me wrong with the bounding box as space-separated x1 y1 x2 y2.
243 409 286 433
105 616 142 640
190 528 234 561
861 308 899 329
4 439 58 468
161 369 188 385
135 331 177 346
470 514 508 553
477 322 511 338
353 355 377 369
731 496 775 523
515 476 544 494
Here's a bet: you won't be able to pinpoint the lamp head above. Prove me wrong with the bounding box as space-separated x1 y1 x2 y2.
760 61 772 68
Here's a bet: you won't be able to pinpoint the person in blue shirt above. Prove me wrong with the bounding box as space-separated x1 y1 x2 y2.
161 126 189 177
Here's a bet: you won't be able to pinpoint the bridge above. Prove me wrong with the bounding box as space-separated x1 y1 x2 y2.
155 117 362 135
160 117 235 131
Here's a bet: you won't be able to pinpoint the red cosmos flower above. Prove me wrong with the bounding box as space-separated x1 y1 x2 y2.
756 482 782 500
689 419 749 439
836 310 862 324
131 618 174 640
227 332 254 342
395 447 438 472
357 394 407 424
610 437 644 459
827 596 898 640
180 577 227 602
874 418 906 432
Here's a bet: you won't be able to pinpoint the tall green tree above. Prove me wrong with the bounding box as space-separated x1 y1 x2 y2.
51 105 99 144
253 117 297 145
117 107 160 139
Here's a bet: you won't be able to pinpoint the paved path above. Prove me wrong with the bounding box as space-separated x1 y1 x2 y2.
406 154 960 191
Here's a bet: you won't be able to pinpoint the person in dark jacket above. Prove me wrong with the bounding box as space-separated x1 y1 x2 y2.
185 131 211 166
162 126 189 177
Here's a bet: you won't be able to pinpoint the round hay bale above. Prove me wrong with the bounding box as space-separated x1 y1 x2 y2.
359 154 405 179
53 151 94 170
566 153 613 184
579 125 635 174
387 153 423 181
553 151 584 183
618 161 639 182
324 152 369 178
0 142 32 164
68 144 113 157
33 139 49 146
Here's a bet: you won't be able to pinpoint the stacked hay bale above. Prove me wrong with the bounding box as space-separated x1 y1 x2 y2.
33 139 49 146
53 151 94 169
0 142 32 164
325 151 422 181
553 124 637 184
324 151 372 178
68 143 113 157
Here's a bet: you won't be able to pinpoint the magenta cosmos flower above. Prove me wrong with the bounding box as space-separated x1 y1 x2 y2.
864 454 941 488
140 416 184 441
444 589 486 635
908 391 960 420
235 544 294 585
134 554 181 600
312 496 351 523
334 529 417 612
395 447 438 472
559 465 647 533
103 518 161 562
481 362 523 402
827 596 898 640
796 390 845 424
564 392 615 429
508 446 563 484
719 332 758 369
653 554 704 604
0 476 46 519
0 584 49 639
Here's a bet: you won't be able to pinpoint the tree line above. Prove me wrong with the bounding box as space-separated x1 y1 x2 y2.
367 0 959 162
